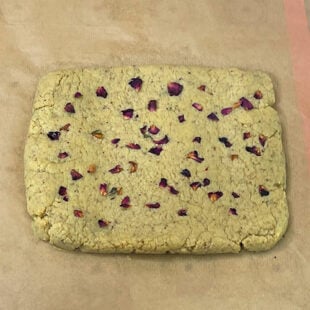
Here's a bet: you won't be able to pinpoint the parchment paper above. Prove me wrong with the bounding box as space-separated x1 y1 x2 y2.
0 1 309 309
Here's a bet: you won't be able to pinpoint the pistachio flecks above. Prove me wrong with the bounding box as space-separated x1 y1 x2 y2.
159 178 168 188
167 82 183 96
129 77 143 91
99 183 108 196
178 114 185 123
148 100 157 112
232 192 240 198
231 154 239 160
190 182 202 191
129 161 138 173
71 169 83 180
98 219 109 228
169 186 179 195
91 130 104 139
221 107 233 116
109 165 123 174
58 186 67 196
111 138 120 144
207 112 219 121
186 150 204 163
153 135 169 145
58 152 69 159
259 185 269 196
208 191 223 202
74 92 83 98
192 102 203 111
177 209 188 216
149 146 163 156
148 125 160 135
59 123 71 131
254 90 263 99
245 146 261 156
181 169 191 178
229 208 238 216
219 137 232 148
259 134 267 147
243 132 251 140
202 178 210 186
198 85 206 91
87 164 96 173
126 143 141 150
120 196 131 208
192 137 201 143
121 108 134 120
240 97 254 110
74 210 84 218
64 102 75 113
96 86 108 98
145 202 160 209
47 131 60 140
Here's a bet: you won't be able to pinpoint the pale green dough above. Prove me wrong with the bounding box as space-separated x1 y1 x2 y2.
24 66 288 254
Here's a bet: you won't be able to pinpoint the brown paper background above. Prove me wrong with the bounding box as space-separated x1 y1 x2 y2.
0 1 309 309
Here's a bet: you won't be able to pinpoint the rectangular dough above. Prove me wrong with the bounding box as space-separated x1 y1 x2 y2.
24 66 288 253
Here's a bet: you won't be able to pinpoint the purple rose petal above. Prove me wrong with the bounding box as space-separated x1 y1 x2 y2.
181 169 191 178
149 146 163 156
207 113 219 121
146 202 160 209
159 178 168 188
47 131 60 141
148 100 157 112
221 107 233 116
96 86 108 98
202 178 210 186
245 146 261 156
192 137 201 143
167 82 183 96
129 77 143 92
232 192 240 198
177 209 188 216
178 114 185 123
70 169 83 180
240 97 254 110
148 125 160 135
192 102 203 111
153 135 169 145
121 108 134 120
229 208 238 216
74 92 83 98
58 152 69 159
219 137 232 148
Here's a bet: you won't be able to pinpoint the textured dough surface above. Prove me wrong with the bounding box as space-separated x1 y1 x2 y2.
24 66 288 254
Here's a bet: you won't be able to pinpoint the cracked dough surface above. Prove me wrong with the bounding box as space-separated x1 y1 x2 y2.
24 66 288 254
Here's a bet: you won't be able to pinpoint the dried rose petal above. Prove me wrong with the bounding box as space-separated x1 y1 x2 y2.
58 152 69 159
221 107 233 116
243 132 251 140
245 146 261 156
91 130 104 139
129 77 143 92
63 196 69 202
64 102 75 113
71 169 83 180
219 137 232 148
58 186 67 196
121 109 134 120
229 208 238 216
178 115 185 123
74 210 84 218
153 135 169 145
197 85 206 91
186 150 204 163
232 192 240 198
126 143 141 150
87 164 96 173
140 125 147 135
128 161 138 173
109 165 123 174
240 97 254 110
148 125 160 135
177 209 188 216
190 182 201 191
117 187 123 195
111 138 120 144
99 183 108 196
98 219 109 228
259 134 267 147
208 191 223 202
159 178 168 188
96 86 108 98
148 100 157 112
181 169 191 178
231 154 239 160
259 185 269 196
149 146 163 156
167 82 183 96
59 123 71 131
145 202 160 209
192 102 203 111
120 196 131 208
207 113 219 121
202 178 210 186
47 131 60 140
254 90 263 99
74 92 83 98
192 137 201 143
169 186 179 195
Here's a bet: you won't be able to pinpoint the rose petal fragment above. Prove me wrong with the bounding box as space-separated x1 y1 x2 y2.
207 113 219 121
126 143 141 150
111 138 120 144
58 186 67 196
98 219 109 228
177 209 188 216
109 165 123 174
259 134 267 147
128 161 138 173
192 137 201 143
96 86 108 98
74 92 83 98
99 183 108 196
186 150 204 163
159 178 168 188
259 185 269 196
202 178 210 186
87 164 96 173
178 114 185 123
129 77 143 91
148 125 160 135
63 196 69 202
190 182 201 191
91 130 104 139
219 137 232 148
232 192 240 198
145 202 160 209
169 186 179 195
47 131 60 140
148 100 157 112
245 146 261 156
221 107 233 116
149 146 163 156
243 132 251 140
59 123 71 131
240 97 254 110
121 109 134 120
71 169 83 180
120 196 131 208
153 135 169 145
197 85 206 91
192 102 203 111
58 152 69 159
254 90 263 99
229 208 238 216
140 125 147 135
208 191 223 202
64 102 75 113
74 210 84 218
167 82 183 96
181 169 191 178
